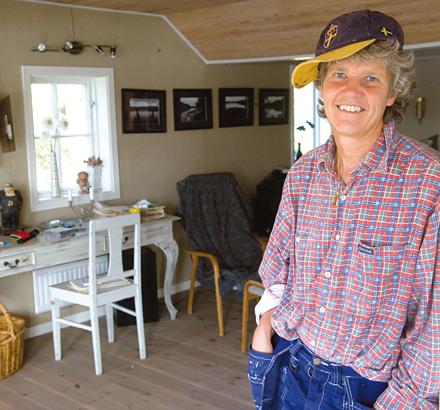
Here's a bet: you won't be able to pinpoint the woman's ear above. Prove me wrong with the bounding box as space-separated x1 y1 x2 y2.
386 94 396 107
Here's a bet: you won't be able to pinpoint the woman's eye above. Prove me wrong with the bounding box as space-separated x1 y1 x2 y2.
334 72 346 79
366 75 378 82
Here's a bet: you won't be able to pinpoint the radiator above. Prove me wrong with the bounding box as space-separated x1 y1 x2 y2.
32 255 109 314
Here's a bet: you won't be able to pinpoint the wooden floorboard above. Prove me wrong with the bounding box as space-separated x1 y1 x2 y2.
0 289 258 409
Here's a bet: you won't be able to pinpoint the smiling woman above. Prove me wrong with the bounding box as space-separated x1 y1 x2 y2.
315 39 415 124
319 59 396 149
250 9 439 410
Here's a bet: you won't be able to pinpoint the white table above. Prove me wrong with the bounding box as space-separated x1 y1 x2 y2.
0 215 180 319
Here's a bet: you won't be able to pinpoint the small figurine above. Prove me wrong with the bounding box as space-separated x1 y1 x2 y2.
0 183 23 234
76 171 90 194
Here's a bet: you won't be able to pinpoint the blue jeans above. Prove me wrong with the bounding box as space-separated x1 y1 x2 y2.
247 335 388 410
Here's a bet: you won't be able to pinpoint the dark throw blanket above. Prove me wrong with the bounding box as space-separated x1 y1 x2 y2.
176 173 262 296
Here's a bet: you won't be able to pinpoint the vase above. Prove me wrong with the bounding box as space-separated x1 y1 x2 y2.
50 141 61 197
88 165 103 191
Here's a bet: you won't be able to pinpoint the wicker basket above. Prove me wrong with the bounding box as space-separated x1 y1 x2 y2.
0 302 25 380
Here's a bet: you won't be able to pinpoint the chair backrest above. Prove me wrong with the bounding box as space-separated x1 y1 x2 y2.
176 172 261 271
88 214 141 294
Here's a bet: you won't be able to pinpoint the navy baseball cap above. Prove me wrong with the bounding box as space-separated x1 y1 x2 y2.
291 10 404 88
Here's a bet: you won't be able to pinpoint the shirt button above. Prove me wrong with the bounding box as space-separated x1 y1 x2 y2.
295 237 300 243
319 307 326 313
335 233 341 240
324 271 331 278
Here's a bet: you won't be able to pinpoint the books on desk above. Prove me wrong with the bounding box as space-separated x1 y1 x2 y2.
93 200 166 221
69 276 131 293
93 201 129 218
140 205 166 221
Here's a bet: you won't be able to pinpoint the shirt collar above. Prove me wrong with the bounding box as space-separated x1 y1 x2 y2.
316 121 395 176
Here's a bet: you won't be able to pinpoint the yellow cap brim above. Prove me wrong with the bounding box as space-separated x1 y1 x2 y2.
291 39 376 88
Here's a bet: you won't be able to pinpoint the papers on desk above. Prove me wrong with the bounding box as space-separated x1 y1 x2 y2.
93 201 129 218
93 200 166 221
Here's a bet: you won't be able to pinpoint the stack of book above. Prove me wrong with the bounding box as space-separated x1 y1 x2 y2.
92 200 166 221
92 201 129 218
140 205 166 221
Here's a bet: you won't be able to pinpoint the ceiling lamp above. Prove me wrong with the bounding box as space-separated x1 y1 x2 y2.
32 42 117 57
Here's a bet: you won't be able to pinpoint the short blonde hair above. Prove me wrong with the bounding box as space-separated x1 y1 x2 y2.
314 40 415 123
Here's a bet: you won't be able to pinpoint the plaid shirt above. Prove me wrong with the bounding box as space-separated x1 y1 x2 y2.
259 122 440 409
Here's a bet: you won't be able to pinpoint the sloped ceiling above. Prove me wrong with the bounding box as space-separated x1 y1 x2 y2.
23 0 440 61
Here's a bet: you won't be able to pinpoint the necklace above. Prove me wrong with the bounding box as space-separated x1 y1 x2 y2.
332 179 344 207
332 155 348 207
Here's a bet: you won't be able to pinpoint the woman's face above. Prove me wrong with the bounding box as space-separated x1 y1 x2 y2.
320 58 396 141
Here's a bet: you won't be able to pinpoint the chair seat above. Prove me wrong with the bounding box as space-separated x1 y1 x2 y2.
50 278 136 307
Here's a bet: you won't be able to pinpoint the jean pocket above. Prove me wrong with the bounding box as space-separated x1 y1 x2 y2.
247 347 281 409
342 375 387 410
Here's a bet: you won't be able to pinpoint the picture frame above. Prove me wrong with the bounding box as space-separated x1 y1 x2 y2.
219 88 254 127
121 89 166 133
259 88 289 125
173 89 213 131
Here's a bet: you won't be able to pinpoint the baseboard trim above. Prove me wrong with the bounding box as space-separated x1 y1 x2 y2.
26 278 195 339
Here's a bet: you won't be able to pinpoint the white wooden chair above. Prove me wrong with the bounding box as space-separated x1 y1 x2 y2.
48 213 146 375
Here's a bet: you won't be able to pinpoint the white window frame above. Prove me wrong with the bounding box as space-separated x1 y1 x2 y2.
290 64 331 163
22 66 120 212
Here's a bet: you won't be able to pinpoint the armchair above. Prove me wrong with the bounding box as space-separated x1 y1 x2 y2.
176 172 263 337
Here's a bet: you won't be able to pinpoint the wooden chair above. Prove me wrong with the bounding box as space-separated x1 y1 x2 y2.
186 236 268 338
186 247 225 336
241 280 264 352
241 236 268 351
48 214 146 375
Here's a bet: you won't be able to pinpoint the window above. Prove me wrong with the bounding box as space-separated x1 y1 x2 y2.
22 66 120 212
292 78 331 161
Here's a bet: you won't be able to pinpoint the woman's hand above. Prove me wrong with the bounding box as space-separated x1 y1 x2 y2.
251 308 276 353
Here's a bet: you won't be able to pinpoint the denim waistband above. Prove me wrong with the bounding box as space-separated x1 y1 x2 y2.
277 335 368 380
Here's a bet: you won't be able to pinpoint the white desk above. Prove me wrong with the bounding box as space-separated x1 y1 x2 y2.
0 215 180 320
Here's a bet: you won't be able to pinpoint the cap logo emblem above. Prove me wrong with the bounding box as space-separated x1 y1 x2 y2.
323 24 338 49
381 27 393 37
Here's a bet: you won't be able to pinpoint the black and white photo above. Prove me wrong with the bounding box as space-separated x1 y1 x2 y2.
122 89 166 133
219 88 254 127
259 88 289 125
173 89 213 131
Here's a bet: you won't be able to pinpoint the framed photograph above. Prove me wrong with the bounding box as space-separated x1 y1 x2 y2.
173 89 213 131
219 88 254 127
259 89 289 125
121 89 166 133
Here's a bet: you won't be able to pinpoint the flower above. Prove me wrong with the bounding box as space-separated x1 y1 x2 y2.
84 155 103 167
41 110 69 139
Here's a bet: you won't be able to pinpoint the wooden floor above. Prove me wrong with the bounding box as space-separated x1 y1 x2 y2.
0 290 256 410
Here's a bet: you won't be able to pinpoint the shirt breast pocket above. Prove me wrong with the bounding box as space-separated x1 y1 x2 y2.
349 242 406 318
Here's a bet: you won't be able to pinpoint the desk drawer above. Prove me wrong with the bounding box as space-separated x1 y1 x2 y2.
0 251 36 273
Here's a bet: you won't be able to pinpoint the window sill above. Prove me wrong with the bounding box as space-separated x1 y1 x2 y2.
31 190 120 213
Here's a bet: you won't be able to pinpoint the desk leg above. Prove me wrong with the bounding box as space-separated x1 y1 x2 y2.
155 238 179 320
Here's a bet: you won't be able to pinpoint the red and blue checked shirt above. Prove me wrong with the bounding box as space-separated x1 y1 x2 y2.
259 122 440 409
